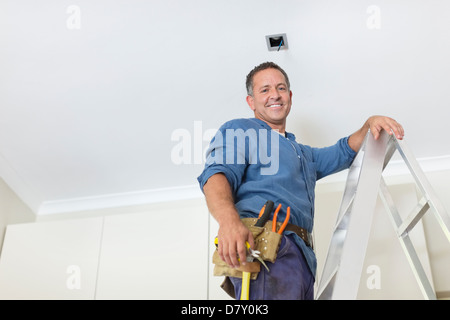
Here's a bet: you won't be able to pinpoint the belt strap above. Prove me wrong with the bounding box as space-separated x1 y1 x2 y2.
284 223 313 249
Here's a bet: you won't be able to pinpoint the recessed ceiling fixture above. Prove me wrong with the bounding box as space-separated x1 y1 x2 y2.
265 33 288 51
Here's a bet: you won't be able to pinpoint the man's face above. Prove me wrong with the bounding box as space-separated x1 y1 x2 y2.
246 68 292 131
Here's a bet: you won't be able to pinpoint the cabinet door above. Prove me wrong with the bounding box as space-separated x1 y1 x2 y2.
208 218 233 300
0 217 103 299
95 204 209 299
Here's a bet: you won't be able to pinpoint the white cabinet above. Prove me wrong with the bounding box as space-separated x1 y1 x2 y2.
0 200 210 299
208 218 233 300
0 218 103 299
96 208 208 299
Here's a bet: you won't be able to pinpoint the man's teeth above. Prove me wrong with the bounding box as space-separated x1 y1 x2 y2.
268 104 281 108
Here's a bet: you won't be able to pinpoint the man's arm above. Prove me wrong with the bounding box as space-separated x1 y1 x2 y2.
203 173 254 268
348 115 404 152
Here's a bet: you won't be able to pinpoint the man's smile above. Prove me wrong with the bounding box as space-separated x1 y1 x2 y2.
267 103 283 108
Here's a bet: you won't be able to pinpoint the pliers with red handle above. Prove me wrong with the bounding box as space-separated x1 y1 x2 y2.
272 204 290 234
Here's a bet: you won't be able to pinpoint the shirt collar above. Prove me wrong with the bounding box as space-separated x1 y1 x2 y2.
250 118 296 141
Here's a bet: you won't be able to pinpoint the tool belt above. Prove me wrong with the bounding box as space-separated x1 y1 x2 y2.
284 223 314 249
212 217 313 280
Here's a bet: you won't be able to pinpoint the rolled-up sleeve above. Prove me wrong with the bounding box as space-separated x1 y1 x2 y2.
197 124 247 194
311 136 357 180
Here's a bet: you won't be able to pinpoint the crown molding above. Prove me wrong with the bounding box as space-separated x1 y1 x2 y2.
37 185 203 215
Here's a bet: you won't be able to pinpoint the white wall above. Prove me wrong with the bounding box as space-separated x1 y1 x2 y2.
420 171 450 298
0 177 35 251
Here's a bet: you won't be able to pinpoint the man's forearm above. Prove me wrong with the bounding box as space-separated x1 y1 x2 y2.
202 173 254 268
202 173 240 225
348 120 370 152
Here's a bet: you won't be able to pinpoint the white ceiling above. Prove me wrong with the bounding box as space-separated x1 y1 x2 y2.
1 0 450 215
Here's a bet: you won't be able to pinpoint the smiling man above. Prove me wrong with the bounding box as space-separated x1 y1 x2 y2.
197 61 404 300
245 63 292 133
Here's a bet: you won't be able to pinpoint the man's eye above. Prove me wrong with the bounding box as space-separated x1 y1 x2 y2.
278 87 286 91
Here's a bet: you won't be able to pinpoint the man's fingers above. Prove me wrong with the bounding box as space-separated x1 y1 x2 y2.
383 122 404 140
218 238 245 268
392 123 405 140
217 220 253 269
229 244 241 268
236 241 248 267
371 125 381 140
370 117 404 140
218 241 229 266
247 232 255 251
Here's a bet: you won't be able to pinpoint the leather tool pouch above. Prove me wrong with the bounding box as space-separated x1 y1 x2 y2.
212 218 283 280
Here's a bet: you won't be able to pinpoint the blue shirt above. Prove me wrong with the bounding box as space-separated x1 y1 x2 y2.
197 118 356 277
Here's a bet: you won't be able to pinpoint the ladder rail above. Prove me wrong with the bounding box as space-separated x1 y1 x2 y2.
315 144 364 299
317 130 390 300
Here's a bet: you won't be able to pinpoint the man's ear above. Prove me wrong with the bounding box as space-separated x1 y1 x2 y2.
246 95 255 111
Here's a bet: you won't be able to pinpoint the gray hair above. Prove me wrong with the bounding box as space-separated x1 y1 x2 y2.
245 61 291 96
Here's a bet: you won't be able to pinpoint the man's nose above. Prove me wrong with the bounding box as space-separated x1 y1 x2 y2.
269 88 281 99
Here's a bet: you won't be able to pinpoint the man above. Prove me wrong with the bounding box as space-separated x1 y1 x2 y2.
197 61 404 300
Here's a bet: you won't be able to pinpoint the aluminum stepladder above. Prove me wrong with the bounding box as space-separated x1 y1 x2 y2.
315 130 450 300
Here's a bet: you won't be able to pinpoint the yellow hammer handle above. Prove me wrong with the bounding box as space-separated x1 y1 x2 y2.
215 237 251 300
240 271 251 300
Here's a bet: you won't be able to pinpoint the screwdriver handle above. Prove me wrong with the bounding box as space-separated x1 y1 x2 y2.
254 200 274 227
